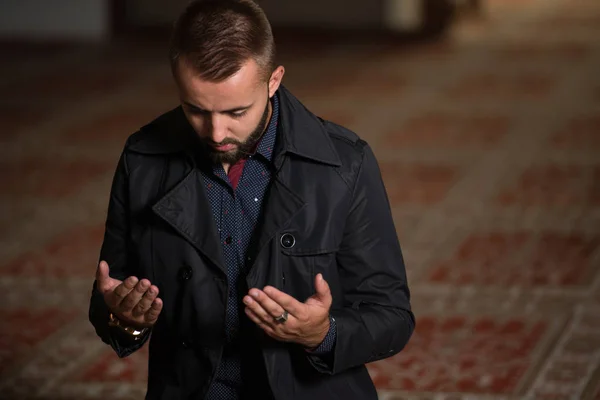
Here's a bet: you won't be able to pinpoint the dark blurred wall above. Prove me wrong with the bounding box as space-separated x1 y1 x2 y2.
0 0 459 43
122 0 453 34
0 0 110 41
125 0 188 28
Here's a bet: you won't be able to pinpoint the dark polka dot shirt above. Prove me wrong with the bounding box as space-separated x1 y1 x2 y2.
203 93 336 399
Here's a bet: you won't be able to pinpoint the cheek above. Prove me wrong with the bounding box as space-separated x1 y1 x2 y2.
229 125 250 140
186 114 208 134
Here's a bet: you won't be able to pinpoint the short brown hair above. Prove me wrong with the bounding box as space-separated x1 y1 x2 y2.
169 0 276 82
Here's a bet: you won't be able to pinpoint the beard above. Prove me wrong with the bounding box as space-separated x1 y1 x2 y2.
202 96 271 165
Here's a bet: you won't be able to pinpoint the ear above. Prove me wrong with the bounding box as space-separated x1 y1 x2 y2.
268 65 285 97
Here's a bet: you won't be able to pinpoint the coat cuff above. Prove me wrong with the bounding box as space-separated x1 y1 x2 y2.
307 315 337 355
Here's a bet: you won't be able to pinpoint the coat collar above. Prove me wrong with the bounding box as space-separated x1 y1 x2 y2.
127 85 342 167
274 86 341 167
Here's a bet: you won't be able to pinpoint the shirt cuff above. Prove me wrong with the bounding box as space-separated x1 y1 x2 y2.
307 316 337 355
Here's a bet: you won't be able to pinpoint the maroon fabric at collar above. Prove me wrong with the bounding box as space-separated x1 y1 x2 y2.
227 131 265 190
227 158 246 190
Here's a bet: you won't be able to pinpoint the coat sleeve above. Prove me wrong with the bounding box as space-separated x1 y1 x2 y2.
88 148 151 358
307 143 415 374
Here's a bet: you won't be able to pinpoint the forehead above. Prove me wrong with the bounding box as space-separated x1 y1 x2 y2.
175 59 264 110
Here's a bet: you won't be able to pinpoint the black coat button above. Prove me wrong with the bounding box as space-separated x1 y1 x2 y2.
179 266 193 281
225 236 232 245
280 233 296 249
181 339 193 349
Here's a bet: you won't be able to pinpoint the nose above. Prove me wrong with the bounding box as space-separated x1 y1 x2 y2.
208 113 228 144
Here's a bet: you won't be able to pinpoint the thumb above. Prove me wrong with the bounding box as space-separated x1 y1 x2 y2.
96 261 111 291
313 273 331 304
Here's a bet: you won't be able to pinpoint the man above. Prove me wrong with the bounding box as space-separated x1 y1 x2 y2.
88 1 415 399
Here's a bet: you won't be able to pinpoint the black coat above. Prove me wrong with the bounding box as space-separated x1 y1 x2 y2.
89 86 415 400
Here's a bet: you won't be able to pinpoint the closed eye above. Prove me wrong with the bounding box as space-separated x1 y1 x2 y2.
229 110 248 118
183 102 251 118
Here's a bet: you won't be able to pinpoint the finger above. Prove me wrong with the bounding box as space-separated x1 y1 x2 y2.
245 306 264 326
120 279 151 311
131 285 159 318
113 276 138 298
243 294 277 327
144 298 163 324
245 307 278 338
247 289 286 320
111 276 139 307
261 286 304 318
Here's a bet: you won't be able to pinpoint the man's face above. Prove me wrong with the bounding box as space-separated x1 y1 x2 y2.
175 58 284 164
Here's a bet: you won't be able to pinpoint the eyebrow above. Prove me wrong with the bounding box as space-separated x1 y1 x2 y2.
184 101 253 114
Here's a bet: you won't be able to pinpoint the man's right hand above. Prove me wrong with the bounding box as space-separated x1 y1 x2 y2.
96 260 163 329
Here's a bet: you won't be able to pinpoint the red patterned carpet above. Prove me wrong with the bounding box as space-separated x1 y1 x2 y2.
1 0 599 399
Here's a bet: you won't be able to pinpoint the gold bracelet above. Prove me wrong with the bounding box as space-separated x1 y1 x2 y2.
108 313 148 340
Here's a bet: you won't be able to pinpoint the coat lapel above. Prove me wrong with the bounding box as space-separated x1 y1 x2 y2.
152 168 226 275
256 168 306 255
128 107 227 273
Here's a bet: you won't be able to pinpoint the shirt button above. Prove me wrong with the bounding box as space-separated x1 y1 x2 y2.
225 236 232 244
179 266 193 281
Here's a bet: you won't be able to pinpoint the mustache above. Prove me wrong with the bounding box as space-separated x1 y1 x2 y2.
204 138 241 147
201 137 257 157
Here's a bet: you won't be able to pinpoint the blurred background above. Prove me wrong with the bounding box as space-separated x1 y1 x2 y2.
0 0 599 399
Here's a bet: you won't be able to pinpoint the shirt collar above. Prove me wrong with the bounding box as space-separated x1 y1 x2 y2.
253 91 279 162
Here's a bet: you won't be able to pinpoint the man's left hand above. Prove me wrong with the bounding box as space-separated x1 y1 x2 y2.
244 273 332 349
